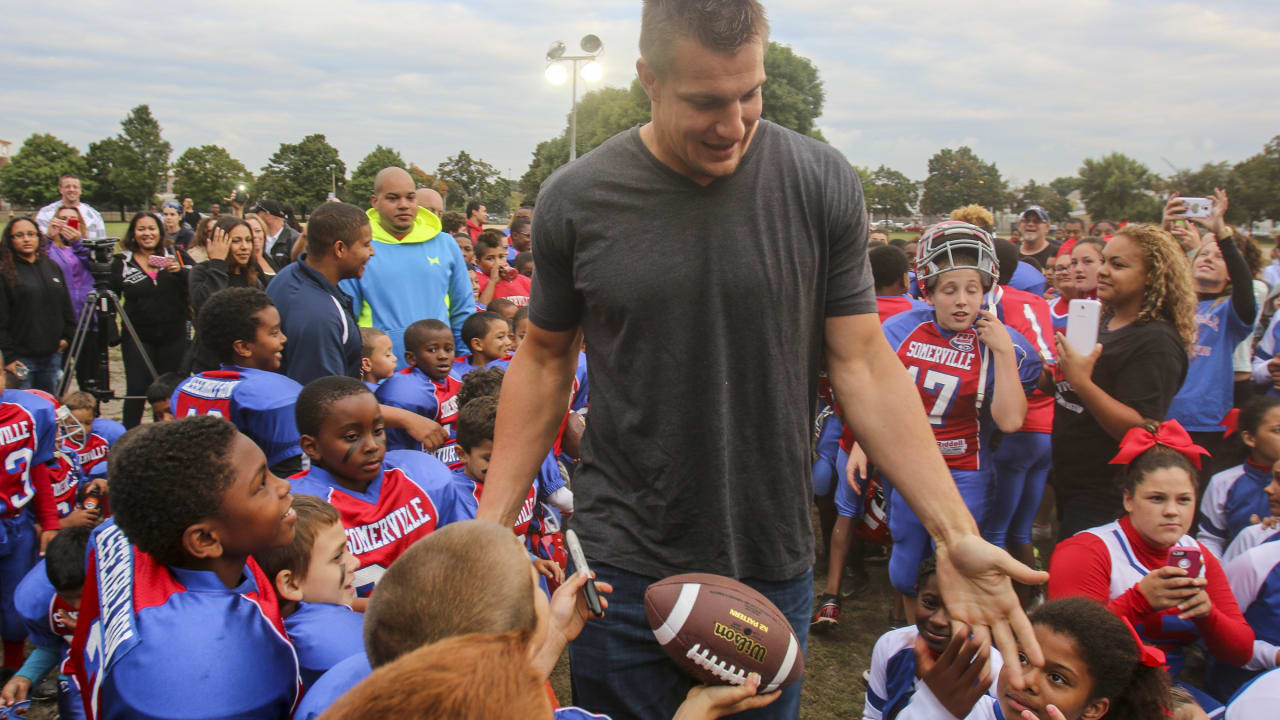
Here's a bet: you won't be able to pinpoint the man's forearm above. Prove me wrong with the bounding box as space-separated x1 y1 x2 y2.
829 336 978 544
479 341 578 527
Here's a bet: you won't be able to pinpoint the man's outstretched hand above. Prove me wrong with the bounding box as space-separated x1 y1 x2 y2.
934 532 1048 688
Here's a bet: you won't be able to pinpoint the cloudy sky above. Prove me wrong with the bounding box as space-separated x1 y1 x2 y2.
4 0 1277 188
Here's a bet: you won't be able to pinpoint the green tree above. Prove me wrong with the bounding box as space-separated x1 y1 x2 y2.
0 133 90 208
863 165 918 221
761 42 826 140
436 151 503 211
171 145 251 210
1049 176 1082 198
1015 180 1072 221
919 146 1010 216
1077 152 1162 222
256 134 346 215
84 137 130 213
96 105 172 210
347 145 407 203
1230 136 1280 223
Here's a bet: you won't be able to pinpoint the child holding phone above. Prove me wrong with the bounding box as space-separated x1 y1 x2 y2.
1049 420 1254 712
1051 224 1197 537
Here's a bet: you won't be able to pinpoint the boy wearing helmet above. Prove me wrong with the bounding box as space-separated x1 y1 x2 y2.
879 222 1042 602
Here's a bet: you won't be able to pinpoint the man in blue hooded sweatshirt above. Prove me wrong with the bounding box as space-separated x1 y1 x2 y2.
341 167 475 365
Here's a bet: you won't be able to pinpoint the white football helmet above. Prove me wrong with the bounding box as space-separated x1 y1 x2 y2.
914 221 999 292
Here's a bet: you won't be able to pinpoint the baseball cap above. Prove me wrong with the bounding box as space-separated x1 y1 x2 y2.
252 198 286 218
1020 206 1049 223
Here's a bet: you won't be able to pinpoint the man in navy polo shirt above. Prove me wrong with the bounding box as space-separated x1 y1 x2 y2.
267 202 373 385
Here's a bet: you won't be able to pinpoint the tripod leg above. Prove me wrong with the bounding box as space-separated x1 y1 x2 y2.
57 294 98 397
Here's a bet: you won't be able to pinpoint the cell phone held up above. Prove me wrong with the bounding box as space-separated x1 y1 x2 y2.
1065 299 1101 355
147 255 174 270
1166 548 1202 578
66 216 80 231
1176 197 1212 219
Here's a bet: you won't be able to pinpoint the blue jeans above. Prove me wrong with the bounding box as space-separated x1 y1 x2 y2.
983 432 1052 547
10 354 61 394
0 514 38 643
568 562 812 720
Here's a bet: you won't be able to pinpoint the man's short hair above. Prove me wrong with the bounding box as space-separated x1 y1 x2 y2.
640 0 770 77
306 202 369 258
440 211 466 234
362 521 538 668
197 288 275 365
475 229 505 253
869 245 909 290
59 173 79 183
465 201 483 218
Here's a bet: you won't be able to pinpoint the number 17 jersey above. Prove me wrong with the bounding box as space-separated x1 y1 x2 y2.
882 307 1040 470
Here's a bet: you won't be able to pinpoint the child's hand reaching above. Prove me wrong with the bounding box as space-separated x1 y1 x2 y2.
673 673 780 719
533 557 565 586
529 570 613 680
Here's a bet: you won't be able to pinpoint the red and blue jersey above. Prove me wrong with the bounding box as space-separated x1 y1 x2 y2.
453 469 539 540
1199 461 1274 559
46 450 83 518
374 366 463 468
0 389 56 519
290 449 466 595
1049 295 1070 333
284 601 365 689
15 558 77 673
570 351 589 412
171 366 304 468
882 307 1041 471
1168 297 1255 432
835 296 929 453
990 285 1056 434
63 418 125 480
1212 541 1280 700
70 522 300 720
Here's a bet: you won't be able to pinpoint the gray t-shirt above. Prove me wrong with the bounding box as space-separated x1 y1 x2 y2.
530 120 875 580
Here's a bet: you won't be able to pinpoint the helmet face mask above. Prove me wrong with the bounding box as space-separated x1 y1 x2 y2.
915 221 1000 293
21 389 83 445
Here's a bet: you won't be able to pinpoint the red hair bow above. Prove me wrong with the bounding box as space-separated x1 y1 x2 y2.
1121 618 1167 669
1108 420 1209 470
1221 408 1241 439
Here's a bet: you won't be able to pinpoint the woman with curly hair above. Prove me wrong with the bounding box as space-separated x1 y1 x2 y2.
1051 222 1196 537
0 217 75 392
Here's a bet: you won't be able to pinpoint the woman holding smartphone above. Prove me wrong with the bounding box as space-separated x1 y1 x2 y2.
187 216 272 371
1050 224 1196 537
109 212 193 427
45 205 100 390
0 217 75 392
1048 424 1254 712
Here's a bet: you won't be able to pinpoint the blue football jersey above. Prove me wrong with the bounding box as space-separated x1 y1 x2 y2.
1168 298 1253 431
63 418 125 480
1198 462 1273 559
285 601 365 688
374 367 462 467
171 366 304 467
0 389 57 517
292 651 370 720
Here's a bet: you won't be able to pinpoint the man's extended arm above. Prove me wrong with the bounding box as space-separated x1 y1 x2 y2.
477 324 580 526
824 312 1047 674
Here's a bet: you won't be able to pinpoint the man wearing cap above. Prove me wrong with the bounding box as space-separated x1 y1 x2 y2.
1017 205 1060 269
254 199 301 269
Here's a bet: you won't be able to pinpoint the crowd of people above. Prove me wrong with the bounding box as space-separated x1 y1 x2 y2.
1 1 1279 719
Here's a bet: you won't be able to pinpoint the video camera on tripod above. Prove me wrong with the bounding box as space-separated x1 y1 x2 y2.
56 238 159 402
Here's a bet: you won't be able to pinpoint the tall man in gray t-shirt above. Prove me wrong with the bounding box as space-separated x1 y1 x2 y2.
480 1 1046 717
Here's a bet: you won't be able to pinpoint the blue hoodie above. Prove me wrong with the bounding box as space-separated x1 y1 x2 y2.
340 207 474 365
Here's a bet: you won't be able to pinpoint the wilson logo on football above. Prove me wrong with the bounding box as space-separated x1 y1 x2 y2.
712 622 767 662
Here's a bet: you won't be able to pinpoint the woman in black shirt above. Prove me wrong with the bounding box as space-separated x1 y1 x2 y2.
109 212 194 427
187 216 271 371
0 217 75 392
1051 223 1197 537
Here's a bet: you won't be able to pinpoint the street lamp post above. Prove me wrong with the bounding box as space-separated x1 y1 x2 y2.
545 35 604 162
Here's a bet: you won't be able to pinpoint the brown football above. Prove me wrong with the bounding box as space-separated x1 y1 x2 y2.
644 573 804 692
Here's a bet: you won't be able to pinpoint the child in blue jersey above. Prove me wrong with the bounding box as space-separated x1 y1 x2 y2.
1208 535 1280 701
358 326 396 392
375 319 463 466
881 222 1041 598
290 376 466 596
1 525 91 718
254 494 363 688
865 557 1003 719
1167 191 1256 476
171 287 306 476
455 310 513 379
1199 396 1280 557
1222 467 1280 563
70 416 300 720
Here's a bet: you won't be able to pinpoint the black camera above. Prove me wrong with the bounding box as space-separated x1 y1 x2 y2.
82 237 118 287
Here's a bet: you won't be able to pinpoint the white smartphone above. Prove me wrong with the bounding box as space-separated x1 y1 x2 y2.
1177 197 1212 218
1066 299 1102 354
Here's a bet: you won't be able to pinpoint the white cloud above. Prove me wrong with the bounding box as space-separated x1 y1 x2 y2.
2 0 1276 192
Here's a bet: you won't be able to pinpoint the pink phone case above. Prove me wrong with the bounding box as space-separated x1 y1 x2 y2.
1166 548 1202 577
